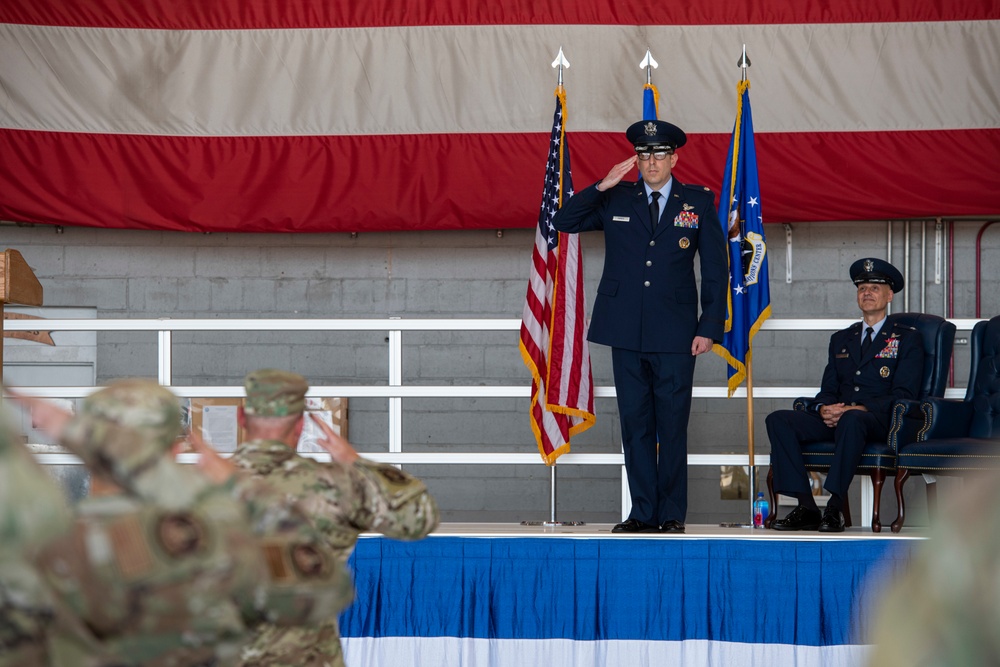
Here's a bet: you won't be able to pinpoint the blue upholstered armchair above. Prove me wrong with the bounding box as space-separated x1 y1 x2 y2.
890 315 1000 533
765 313 955 532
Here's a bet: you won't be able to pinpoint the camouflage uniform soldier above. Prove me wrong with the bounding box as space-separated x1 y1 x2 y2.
19 380 354 666
230 369 440 667
0 409 66 667
867 474 1000 666
0 409 115 667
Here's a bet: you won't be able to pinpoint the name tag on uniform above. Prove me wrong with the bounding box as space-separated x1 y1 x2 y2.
835 353 849 358
612 216 630 222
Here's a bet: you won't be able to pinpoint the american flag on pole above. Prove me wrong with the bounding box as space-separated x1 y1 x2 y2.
713 79 772 397
519 86 595 465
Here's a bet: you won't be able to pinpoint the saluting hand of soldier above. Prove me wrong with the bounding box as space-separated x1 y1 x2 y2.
309 412 359 464
188 428 238 483
596 155 638 192
3 387 72 439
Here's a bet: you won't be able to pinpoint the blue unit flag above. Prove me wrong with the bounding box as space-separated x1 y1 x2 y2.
714 80 772 397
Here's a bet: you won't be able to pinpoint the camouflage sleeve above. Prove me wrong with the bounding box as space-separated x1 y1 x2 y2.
244 536 354 628
61 415 215 509
225 475 356 626
350 459 440 540
0 440 72 553
0 557 53 667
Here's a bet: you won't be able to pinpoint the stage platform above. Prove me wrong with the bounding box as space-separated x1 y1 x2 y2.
421 521 928 540
340 523 924 667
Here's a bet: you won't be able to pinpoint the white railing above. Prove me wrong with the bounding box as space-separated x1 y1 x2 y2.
5 316 983 525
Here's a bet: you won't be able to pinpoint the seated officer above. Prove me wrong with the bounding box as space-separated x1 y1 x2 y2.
766 258 924 532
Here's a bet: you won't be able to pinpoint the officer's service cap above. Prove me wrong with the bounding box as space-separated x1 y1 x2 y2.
244 369 308 417
850 257 905 293
82 379 184 452
626 119 687 152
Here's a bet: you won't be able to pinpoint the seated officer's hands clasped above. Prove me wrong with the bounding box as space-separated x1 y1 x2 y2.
819 402 868 428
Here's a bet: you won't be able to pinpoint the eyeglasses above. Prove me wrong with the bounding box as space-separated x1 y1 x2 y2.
636 151 674 161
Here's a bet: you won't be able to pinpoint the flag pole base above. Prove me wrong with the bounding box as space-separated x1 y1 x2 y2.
520 520 587 527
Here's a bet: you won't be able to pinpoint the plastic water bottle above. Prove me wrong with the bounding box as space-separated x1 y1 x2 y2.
753 492 769 528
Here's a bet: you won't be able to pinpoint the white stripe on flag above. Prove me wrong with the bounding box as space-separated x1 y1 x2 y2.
2 21 996 136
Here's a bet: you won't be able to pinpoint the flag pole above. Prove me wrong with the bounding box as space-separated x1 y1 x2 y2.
737 44 759 527
520 46 586 528
549 45 581 527
640 48 658 85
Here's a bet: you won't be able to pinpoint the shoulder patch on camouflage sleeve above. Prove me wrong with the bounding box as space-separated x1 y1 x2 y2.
155 512 205 558
355 460 428 511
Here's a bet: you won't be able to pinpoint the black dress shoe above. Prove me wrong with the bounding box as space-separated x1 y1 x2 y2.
771 505 822 531
818 506 846 533
612 518 659 533
659 520 686 534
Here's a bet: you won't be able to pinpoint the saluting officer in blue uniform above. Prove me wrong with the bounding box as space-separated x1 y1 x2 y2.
552 119 728 533
768 258 924 532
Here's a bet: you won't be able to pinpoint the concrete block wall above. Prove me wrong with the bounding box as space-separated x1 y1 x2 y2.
3 218 998 525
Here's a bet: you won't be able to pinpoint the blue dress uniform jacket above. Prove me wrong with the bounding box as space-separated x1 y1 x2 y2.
815 321 924 428
552 177 728 526
552 179 728 353
767 320 925 500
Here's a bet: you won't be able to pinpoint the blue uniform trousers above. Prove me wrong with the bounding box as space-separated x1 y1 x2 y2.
765 408 888 499
612 348 696 525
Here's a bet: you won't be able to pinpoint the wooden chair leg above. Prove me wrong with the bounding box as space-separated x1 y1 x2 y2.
870 469 886 533
764 466 777 528
842 492 852 528
890 468 911 533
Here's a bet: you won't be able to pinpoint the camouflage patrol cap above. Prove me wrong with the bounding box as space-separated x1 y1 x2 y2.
81 378 183 452
243 369 308 417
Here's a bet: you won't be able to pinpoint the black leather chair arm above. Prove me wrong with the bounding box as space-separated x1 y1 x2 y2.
888 399 926 452
794 397 819 412
920 398 975 440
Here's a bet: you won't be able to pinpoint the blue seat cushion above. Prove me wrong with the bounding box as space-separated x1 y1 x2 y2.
897 437 1000 472
802 440 896 472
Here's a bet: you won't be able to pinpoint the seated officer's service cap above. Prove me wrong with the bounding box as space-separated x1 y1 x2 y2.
626 119 687 152
244 369 308 417
850 257 905 293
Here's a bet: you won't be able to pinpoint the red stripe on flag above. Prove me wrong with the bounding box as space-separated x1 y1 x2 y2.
1 128 998 232
1 0 994 29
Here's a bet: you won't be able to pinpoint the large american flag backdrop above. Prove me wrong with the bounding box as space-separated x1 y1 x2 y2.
0 0 998 234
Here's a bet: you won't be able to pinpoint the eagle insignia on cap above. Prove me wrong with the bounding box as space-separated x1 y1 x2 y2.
864 259 874 272
644 122 657 136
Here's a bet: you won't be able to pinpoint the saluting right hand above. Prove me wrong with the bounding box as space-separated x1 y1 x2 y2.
309 412 360 464
188 428 238 483
596 155 638 192
3 388 72 439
